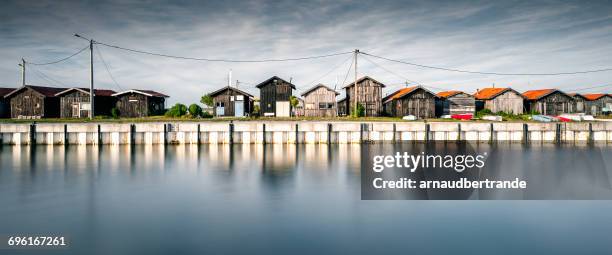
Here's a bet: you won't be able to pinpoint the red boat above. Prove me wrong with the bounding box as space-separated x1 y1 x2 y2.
556 116 572 122
451 114 473 120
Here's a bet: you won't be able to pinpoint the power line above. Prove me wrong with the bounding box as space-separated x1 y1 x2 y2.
361 51 612 76
361 55 447 91
27 45 89 66
96 40 352 62
95 45 124 91
299 54 353 91
30 67 66 87
337 55 354 91
566 83 612 92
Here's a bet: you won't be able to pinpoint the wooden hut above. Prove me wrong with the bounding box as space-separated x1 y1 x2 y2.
301 84 339 117
568 93 587 113
256 76 296 117
208 86 254 117
112 89 168 118
55 88 116 118
343 76 384 116
337 97 347 116
523 89 573 115
383 86 436 119
0 87 16 118
435 91 475 116
473 87 524 114
4 85 66 119
582 94 612 116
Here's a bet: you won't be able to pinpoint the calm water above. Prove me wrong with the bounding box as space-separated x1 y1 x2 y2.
1 144 612 254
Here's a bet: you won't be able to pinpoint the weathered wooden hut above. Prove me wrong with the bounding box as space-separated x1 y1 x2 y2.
435 91 475 116
343 76 384 116
55 88 116 118
473 87 524 114
0 87 16 118
256 76 296 117
523 89 573 115
301 84 339 117
582 94 612 116
337 97 347 116
568 93 587 113
383 86 437 119
208 86 254 117
4 85 66 119
112 89 168 118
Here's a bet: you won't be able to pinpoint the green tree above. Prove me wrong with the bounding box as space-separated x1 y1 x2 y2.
111 107 120 119
200 95 214 107
165 103 188 117
289 96 299 108
188 104 203 117
352 103 365 117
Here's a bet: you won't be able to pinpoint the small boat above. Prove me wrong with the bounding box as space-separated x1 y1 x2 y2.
482 115 502 121
402 115 417 121
451 114 473 120
558 114 581 121
532 115 557 122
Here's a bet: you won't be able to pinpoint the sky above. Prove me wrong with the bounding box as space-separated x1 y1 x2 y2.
1 0 612 105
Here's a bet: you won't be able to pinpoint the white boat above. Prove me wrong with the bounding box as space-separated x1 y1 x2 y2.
482 115 502 121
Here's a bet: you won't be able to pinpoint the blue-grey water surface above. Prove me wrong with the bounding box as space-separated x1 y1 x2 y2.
1 144 612 254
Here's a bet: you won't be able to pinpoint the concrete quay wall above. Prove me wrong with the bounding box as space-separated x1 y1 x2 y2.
1 121 611 145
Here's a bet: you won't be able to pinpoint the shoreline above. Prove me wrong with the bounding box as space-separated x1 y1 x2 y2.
1 121 611 145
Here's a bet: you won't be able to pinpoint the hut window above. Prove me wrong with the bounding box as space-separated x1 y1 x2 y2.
216 102 225 107
319 103 333 109
230 96 234 101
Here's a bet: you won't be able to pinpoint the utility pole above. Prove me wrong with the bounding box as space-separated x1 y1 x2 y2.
89 39 94 119
20 58 26 86
353 49 359 116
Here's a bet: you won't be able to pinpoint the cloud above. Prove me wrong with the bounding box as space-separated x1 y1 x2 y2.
1 0 612 104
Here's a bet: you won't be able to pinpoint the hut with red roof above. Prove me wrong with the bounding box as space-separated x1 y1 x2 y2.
473 87 524 114
0 87 16 118
112 89 169 118
582 93 612 116
382 86 436 119
55 88 117 118
435 90 475 117
4 85 67 119
522 89 573 115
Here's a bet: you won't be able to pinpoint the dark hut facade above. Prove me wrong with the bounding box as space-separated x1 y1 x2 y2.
112 89 168 118
383 86 437 119
208 86 254 117
256 76 296 117
4 85 66 119
56 88 116 118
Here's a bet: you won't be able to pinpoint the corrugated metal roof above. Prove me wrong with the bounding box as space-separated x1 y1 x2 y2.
112 89 169 97
436 90 462 98
522 89 556 100
55 88 116 97
343 76 386 88
300 83 339 97
255 76 296 89
473 88 511 100
208 86 254 98
0 87 16 97
582 93 609 101
5 85 68 98
383 86 418 102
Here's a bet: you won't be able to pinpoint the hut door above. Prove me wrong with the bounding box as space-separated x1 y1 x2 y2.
72 104 80 118
276 101 290 117
216 102 225 116
591 105 597 116
235 95 244 117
